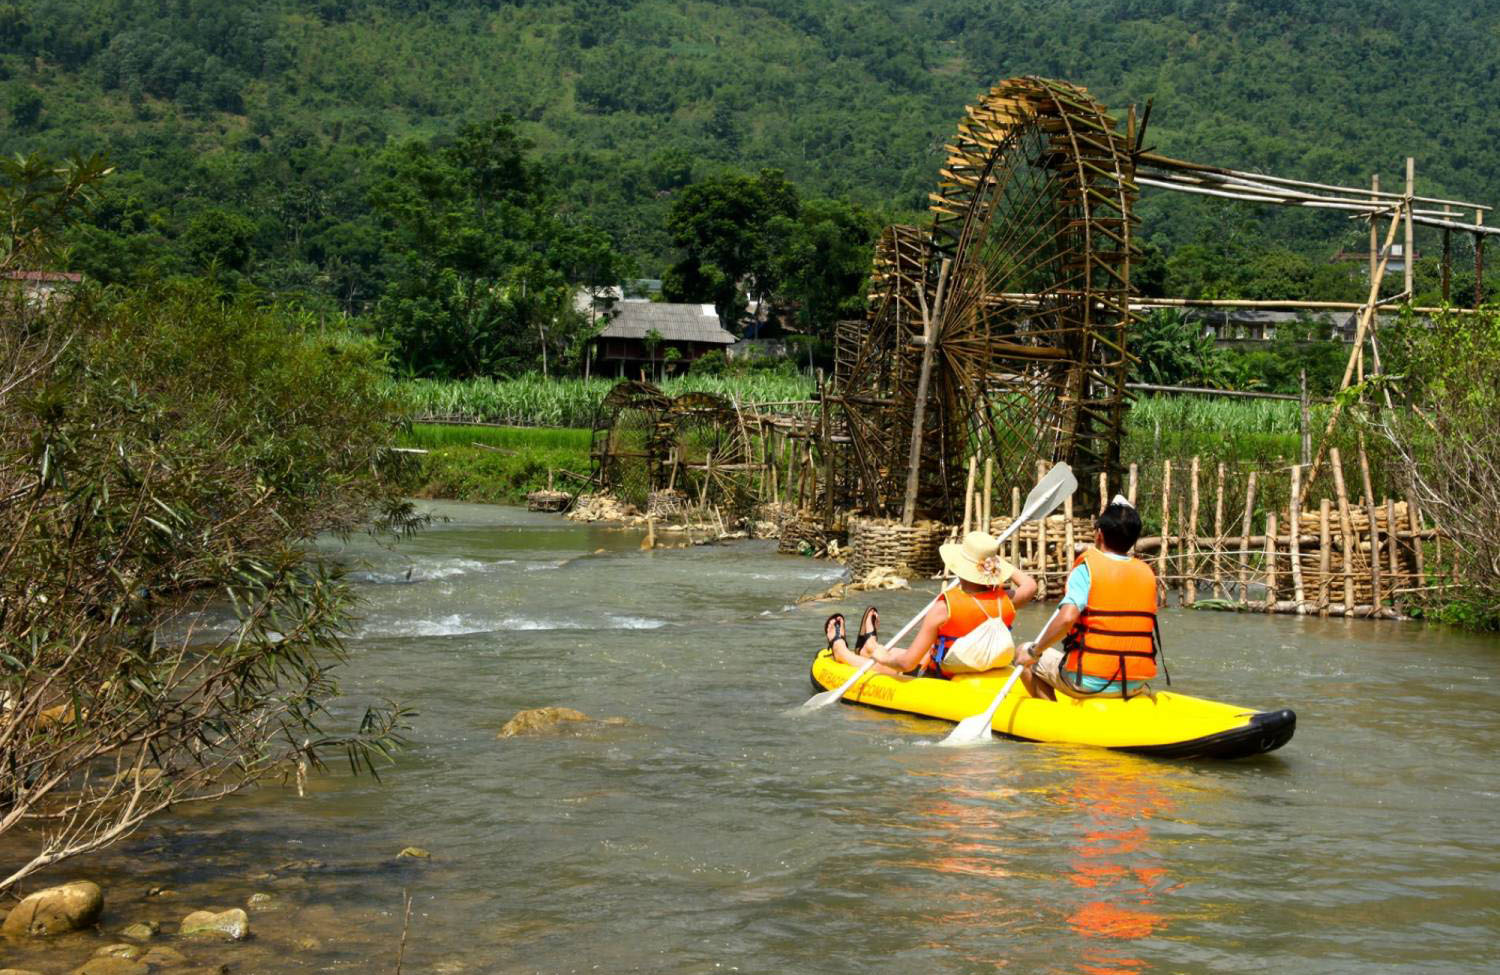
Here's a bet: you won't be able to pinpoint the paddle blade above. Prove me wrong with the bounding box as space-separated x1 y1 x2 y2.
800 657 875 711
995 463 1078 545
937 666 1024 747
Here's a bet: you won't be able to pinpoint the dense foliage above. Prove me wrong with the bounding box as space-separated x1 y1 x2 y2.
5 0 1498 339
1375 311 1500 629
0 157 419 890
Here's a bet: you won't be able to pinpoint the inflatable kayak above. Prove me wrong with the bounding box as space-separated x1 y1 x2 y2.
809 649 1295 760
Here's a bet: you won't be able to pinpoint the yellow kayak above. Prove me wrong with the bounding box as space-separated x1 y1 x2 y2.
809 648 1295 759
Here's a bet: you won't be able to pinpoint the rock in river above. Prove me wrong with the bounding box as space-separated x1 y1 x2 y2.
1 880 104 936
70 959 148 975
180 907 249 941
498 706 625 738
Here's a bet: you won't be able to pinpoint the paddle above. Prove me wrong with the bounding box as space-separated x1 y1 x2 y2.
937 609 1059 747
800 462 1077 712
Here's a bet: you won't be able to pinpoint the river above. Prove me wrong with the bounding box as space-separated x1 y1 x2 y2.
3 500 1498 974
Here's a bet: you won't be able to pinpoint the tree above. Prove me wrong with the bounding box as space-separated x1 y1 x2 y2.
5 84 42 131
774 196 879 342
666 169 800 329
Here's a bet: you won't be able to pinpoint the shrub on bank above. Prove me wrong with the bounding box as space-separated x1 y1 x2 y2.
0 281 417 893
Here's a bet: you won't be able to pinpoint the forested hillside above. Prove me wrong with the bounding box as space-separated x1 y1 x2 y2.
3 0 1498 317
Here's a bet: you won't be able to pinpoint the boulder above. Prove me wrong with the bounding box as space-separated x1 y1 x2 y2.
140 946 188 967
497 706 591 737
70 959 148 975
1 880 104 936
120 920 159 941
180 907 249 941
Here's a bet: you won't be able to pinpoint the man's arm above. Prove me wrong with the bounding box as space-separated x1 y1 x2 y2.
1014 604 1080 667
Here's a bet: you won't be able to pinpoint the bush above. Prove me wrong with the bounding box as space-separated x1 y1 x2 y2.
0 281 418 892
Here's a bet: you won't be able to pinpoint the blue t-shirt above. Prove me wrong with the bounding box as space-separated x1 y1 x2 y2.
1059 549 1133 611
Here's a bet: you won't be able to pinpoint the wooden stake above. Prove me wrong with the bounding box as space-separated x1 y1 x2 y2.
1404 158 1415 298
1356 437 1383 609
1186 456 1200 604
982 456 994 534
1330 448 1356 616
1299 370 1311 467
1289 462 1306 610
1038 504 1050 598
1212 462 1226 599
1176 493 1186 598
1318 498 1332 616
1158 460 1172 587
1264 511 1278 612
1238 471 1258 603
1064 494 1076 566
1011 486 1022 567
1407 496 1427 590
962 455 977 535
1386 497 1401 602
1098 471 1108 513
1127 463 1138 505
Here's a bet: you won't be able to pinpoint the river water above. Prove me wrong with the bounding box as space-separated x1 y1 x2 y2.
4 501 1499 974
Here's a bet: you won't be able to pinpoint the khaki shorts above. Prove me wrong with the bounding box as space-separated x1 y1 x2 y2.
1032 647 1150 698
1033 647 1068 687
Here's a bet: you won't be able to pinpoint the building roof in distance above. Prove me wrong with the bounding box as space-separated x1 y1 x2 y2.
596 300 735 345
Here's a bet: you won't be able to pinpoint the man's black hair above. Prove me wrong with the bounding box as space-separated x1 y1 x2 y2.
1097 501 1142 553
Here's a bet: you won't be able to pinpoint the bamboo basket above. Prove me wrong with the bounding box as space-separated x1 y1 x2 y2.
846 517 946 580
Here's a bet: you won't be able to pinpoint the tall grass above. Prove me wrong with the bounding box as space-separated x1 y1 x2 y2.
400 423 591 450
395 374 815 428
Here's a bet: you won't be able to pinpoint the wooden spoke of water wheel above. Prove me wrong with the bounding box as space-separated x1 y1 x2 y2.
927 76 1137 515
837 76 1138 522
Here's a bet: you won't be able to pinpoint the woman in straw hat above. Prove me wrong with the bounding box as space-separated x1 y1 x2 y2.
826 531 1037 677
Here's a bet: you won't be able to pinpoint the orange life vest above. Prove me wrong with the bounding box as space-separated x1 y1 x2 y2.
1061 549 1159 685
932 587 1015 677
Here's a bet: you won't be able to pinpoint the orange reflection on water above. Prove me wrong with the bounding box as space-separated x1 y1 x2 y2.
1058 752 1178 975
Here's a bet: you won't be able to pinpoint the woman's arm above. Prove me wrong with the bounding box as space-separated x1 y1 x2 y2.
1009 569 1038 610
872 601 947 673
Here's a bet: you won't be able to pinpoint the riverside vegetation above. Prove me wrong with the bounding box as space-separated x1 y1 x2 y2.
1 154 417 897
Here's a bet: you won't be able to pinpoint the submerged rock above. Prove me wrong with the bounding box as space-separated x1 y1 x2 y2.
70 959 148 975
120 920 159 941
180 907 249 941
92 944 143 959
1 880 104 936
497 706 592 737
246 892 278 912
397 846 431 860
139 946 188 967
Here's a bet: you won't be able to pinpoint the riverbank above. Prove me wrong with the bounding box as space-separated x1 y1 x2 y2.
402 423 592 506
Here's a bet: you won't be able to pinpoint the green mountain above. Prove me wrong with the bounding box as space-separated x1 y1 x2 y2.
4 0 1497 305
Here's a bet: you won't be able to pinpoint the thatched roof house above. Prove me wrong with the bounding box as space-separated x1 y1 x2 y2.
590 300 736 377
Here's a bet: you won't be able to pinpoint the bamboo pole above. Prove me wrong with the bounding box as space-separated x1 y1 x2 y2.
1186 456 1200 604
1407 496 1427 591
1011 486 1021 567
1264 511 1278 612
1356 437 1383 609
1098 471 1108 512
962 455 977 535
1158 460 1172 586
1238 471 1257 603
1386 497 1401 601
982 457 994 534
1307 209 1404 490
1370 174 1379 286
1318 499 1333 616
819 379 834 531
1176 493 1186 595
1289 462 1306 610
1299 370 1311 467
1330 448 1356 616
1128 463 1138 505
1038 503 1050 598
1064 494 1076 565
1404 158 1415 298
1212 461 1226 599
901 259 951 527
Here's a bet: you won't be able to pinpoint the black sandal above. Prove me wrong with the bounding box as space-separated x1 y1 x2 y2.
854 606 879 652
824 613 846 650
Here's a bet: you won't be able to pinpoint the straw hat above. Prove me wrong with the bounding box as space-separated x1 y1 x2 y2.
939 531 1017 587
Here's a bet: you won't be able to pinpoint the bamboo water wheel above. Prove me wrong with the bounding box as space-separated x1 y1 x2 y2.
591 382 754 512
835 76 1139 521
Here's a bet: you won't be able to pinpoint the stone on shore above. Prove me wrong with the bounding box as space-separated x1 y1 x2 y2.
1 880 104 936
70 959 148 975
180 907 249 941
120 920 159 941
